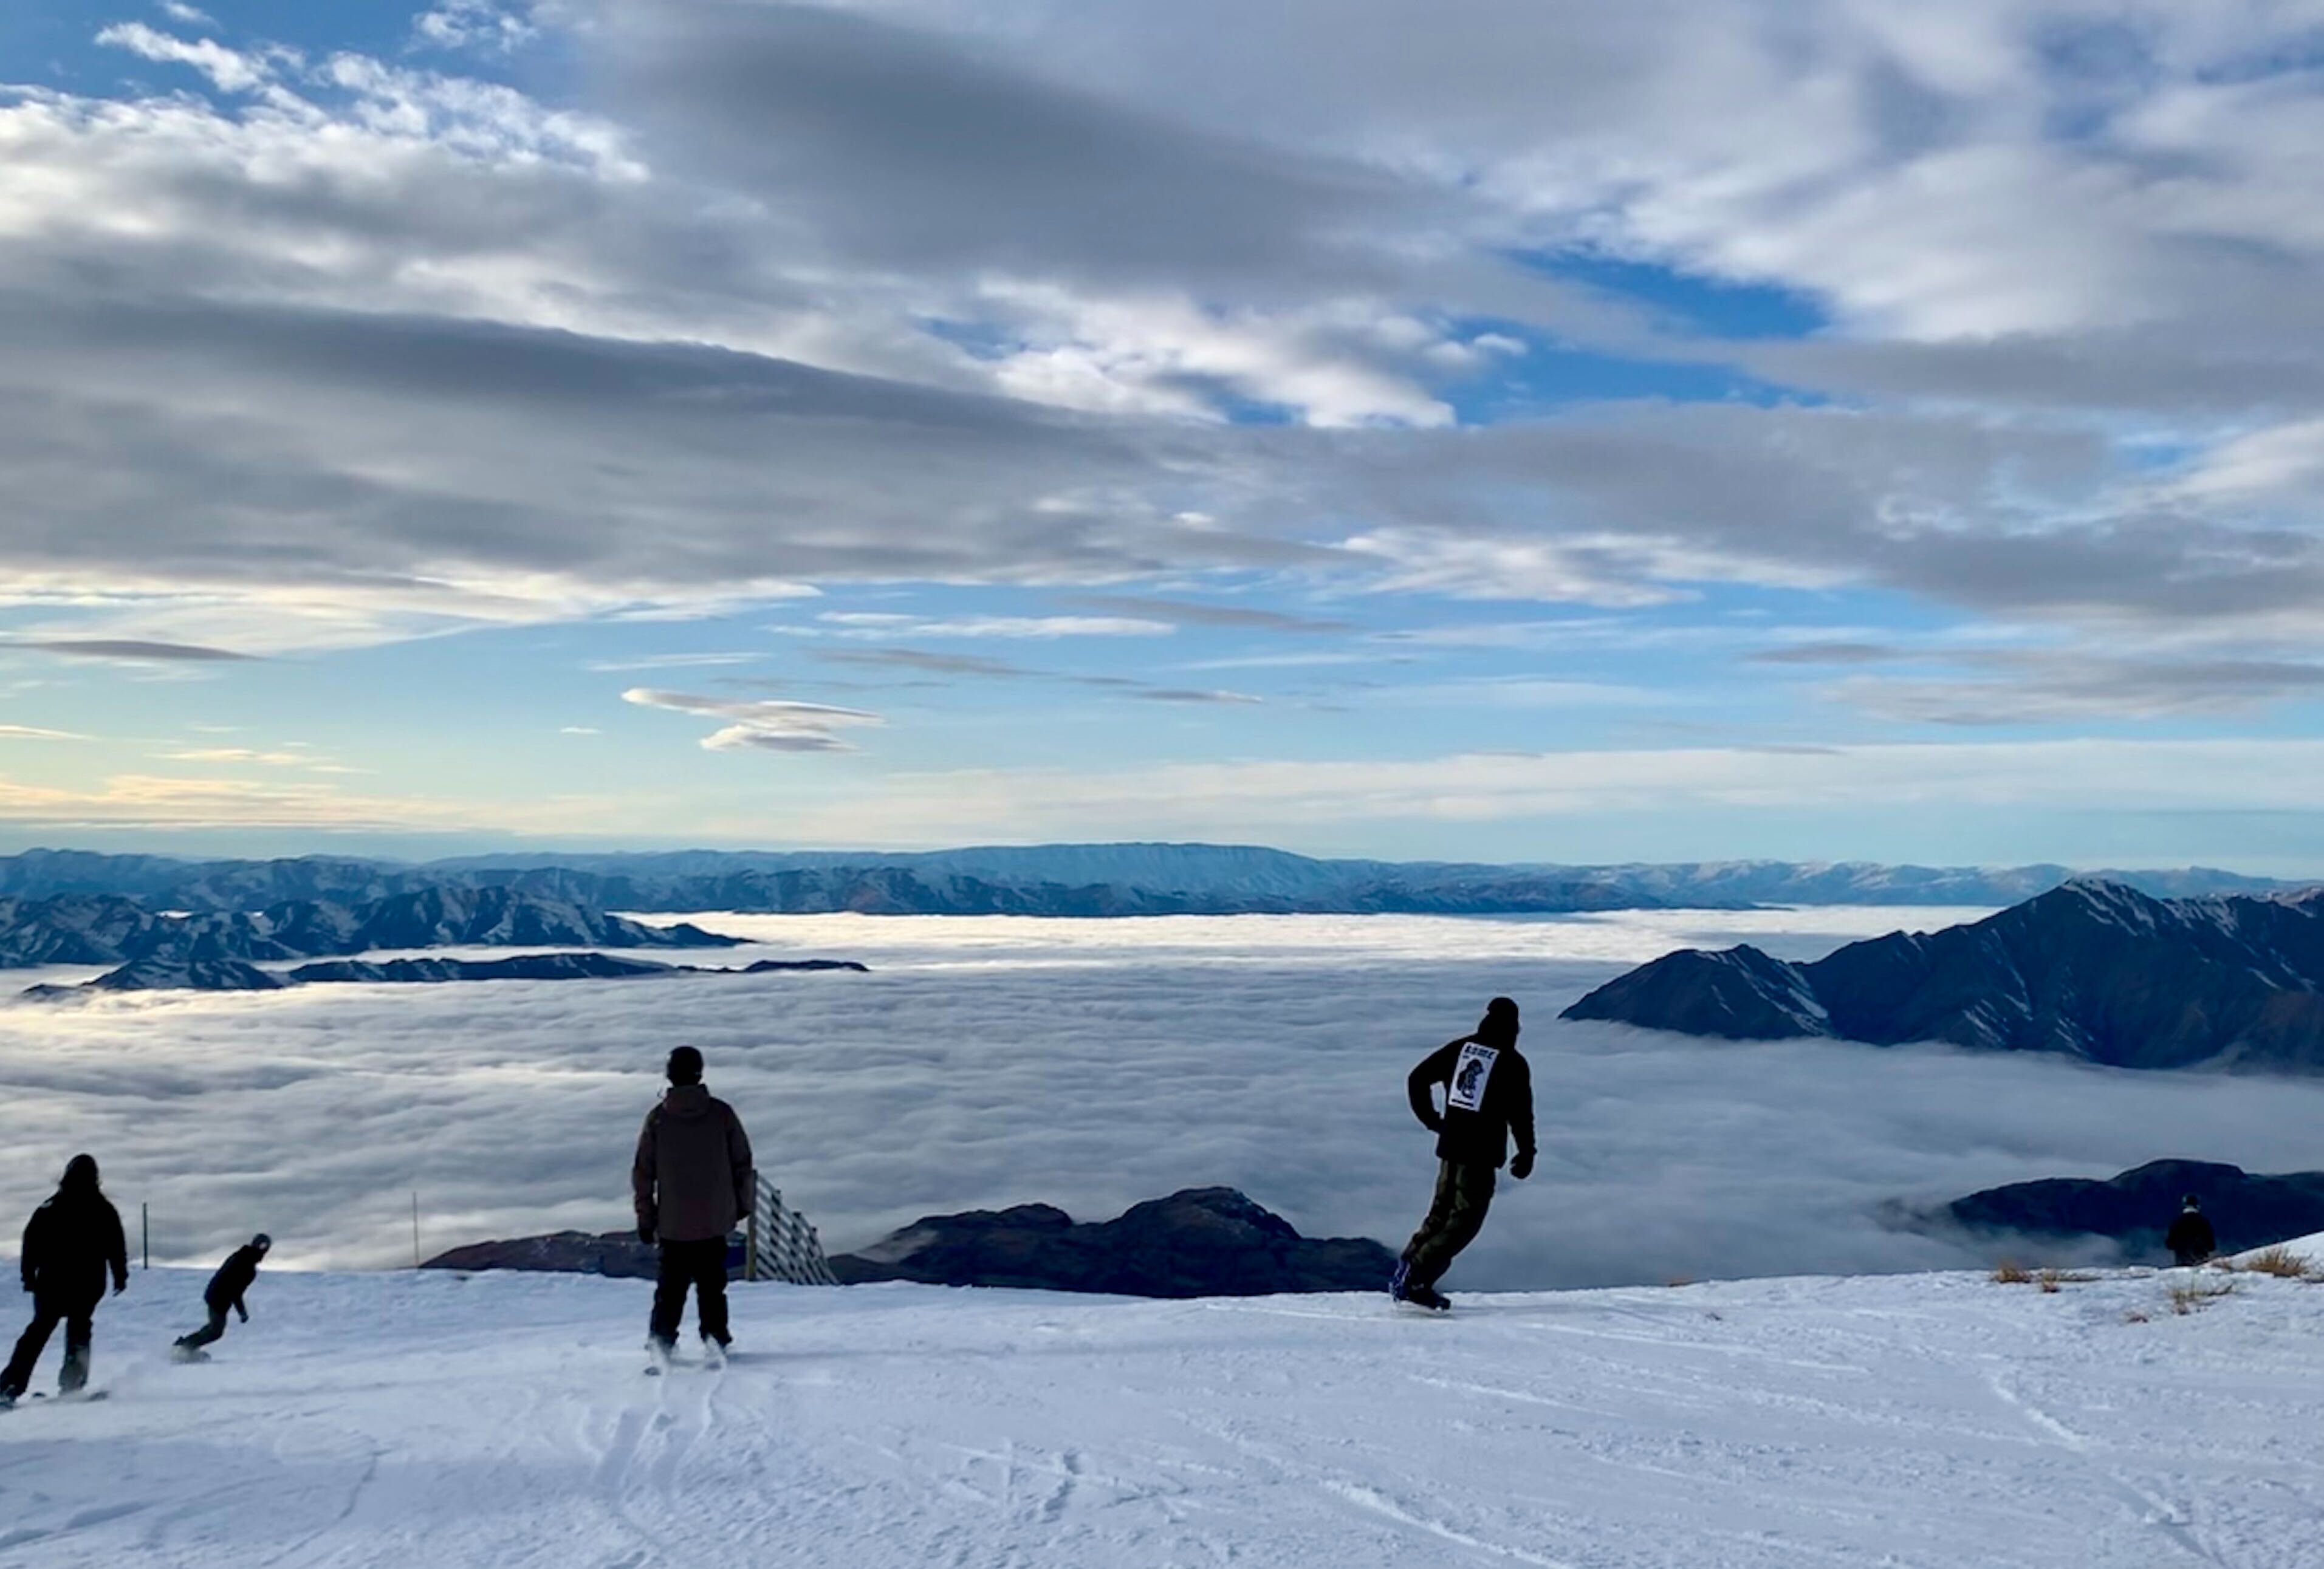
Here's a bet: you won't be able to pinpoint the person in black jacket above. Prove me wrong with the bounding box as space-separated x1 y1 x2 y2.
633 1045 753 1361
1392 997 1537 1311
173 1234 271 1360
1 1154 128 1406
2165 1195 2216 1268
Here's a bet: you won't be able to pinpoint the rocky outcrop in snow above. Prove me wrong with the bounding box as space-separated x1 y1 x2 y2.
827 1187 1398 1297
1944 1159 2324 1262
423 1229 664 1279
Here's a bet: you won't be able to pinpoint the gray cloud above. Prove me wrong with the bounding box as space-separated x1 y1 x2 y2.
1749 642 1906 666
1064 593 1355 634
620 687 882 751
16 639 256 663
4 0 2324 716
1833 654 2324 725
1131 688 1265 705
597 0 1461 299
815 648 1037 680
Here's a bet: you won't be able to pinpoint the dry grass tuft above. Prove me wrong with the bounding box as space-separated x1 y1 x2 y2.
2035 1268 2097 1294
2232 1246 2317 1280
2167 1280 2236 1316
1991 1260 2032 1285
2122 1310 2151 1324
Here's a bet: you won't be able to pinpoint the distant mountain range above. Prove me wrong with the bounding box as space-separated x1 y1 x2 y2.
1941 1160 2324 1262
25 949 866 997
0 885 737 971
0 845 2304 917
1563 880 2324 1072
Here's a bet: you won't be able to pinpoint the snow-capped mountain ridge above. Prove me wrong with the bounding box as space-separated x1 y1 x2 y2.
0 845 2307 915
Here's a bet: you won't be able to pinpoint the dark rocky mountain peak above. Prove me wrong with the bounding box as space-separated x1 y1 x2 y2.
1563 878 2324 1072
1942 1159 2324 1262
420 1188 1390 1299
828 1186 1396 1298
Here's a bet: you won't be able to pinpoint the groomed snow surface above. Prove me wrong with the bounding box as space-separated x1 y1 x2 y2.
3 1262 2322 1568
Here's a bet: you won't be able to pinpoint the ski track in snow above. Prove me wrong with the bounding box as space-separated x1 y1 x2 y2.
0 1265 2322 1567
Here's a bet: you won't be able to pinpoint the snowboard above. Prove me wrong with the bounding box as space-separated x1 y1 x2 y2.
4 1389 110 1410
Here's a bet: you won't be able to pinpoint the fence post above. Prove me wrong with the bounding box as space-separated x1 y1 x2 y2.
142 1202 149 1271
744 1174 838 1286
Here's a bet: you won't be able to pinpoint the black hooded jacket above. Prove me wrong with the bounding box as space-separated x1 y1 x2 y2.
20 1161 128 1304
204 1244 266 1314
1408 1031 1536 1171
2165 1210 2216 1262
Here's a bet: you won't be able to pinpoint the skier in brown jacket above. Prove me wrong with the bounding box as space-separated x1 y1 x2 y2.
632 1046 754 1362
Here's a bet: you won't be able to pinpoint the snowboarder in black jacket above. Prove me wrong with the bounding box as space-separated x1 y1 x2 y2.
1 1154 128 1407
1393 997 1536 1311
2165 1195 2216 1268
174 1234 270 1359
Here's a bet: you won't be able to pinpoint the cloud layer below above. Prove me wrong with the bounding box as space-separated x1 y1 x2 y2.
12 906 2324 1288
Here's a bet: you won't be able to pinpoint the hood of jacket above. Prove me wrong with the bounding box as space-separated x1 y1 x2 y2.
661 1083 716 1119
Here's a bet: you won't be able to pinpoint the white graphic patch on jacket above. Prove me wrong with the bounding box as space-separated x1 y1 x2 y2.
1446 1042 1498 1113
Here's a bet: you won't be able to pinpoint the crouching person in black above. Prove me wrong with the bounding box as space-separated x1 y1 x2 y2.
1393 997 1537 1311
174 1234 270 1361
1 1154 128 1407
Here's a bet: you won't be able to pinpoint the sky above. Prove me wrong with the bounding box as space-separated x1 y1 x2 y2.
7 1 2324 866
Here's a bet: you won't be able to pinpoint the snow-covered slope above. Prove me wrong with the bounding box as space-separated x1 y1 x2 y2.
4 1264 2321 1567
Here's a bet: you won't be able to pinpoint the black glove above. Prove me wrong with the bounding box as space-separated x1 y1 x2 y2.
637 1222 656 1246
1422 1115 1445 1135
236 1305 249 1323
112 1277 128 1296
1509 1150 1535 1181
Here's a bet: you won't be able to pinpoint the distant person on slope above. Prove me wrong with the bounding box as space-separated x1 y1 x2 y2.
2165 1195 2216 1268
1 1154 128 1407
1392 997 1536 1311
173 1234 271 1361
633 1045 754 1363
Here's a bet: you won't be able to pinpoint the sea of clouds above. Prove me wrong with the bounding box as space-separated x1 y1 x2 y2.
7 906 2324 1290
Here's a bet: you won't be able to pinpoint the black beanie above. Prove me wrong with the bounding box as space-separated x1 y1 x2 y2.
667 1045 704 1085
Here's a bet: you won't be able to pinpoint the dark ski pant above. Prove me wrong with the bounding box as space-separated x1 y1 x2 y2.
1402 1160 1497 1290
650 1239 730 1348
177 1305 232 1352
2 1290 99 1398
